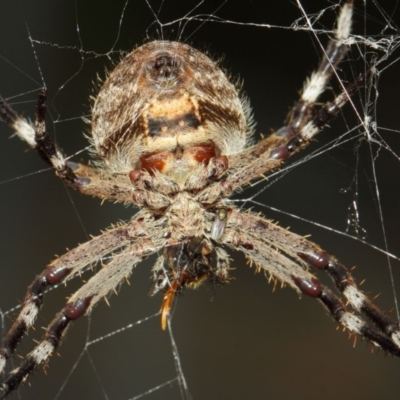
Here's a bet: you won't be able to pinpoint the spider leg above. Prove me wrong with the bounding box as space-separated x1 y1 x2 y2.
0 92 172 209
223 209 400 356
222 217 317 291
0 89 97 193
231 0 354 169
229 209 400 348
197 0 359 206
285 0 353 133
68 163 171 209
197 1 362 204
0 89 80 186
200 67 369 205
0 212 156 376
0 237 162 399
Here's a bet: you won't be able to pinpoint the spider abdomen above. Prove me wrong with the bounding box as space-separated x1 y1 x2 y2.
91 41 253 174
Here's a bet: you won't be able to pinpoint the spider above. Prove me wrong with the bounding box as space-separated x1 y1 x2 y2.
0 0 399 397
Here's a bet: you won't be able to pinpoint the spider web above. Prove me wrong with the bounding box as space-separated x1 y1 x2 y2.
0 0 400 399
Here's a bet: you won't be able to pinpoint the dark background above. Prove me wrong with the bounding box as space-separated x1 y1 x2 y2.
0 1 400 399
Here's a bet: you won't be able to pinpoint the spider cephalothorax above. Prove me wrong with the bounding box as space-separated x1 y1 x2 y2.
0 1 399 398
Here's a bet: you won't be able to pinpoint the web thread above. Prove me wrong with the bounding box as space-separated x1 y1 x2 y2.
0 1 400 399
